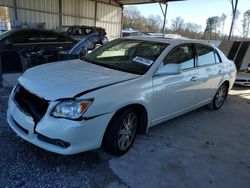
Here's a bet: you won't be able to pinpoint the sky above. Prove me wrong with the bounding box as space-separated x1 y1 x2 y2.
125 0 250 36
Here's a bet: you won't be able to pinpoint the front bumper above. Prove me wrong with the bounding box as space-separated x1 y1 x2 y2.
7 98 113 155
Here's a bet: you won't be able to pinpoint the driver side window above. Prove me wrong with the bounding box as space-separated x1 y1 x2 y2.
163 44 195 70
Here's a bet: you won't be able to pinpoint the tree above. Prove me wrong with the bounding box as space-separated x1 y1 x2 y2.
123 7 142 30
204 16 220 38
184 23 202 33
242 10 250 38
144 15 162 33
171 17 184 31
220 13 227 36
123 7 162 33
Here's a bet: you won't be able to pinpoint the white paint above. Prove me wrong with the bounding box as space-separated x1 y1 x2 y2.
18 59 139 100
7 37 236 155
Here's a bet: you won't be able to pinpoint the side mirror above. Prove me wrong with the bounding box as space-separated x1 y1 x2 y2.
155 63 181 76
4 39 13 47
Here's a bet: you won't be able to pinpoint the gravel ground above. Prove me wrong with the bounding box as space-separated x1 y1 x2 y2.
0 86 127 188
109 86 250 188
1 84 250 188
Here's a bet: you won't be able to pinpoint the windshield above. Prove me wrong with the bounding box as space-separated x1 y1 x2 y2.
56 26 70 33
84 39 168 75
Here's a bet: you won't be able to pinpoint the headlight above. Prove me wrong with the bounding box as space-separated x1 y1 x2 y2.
51 99 93 120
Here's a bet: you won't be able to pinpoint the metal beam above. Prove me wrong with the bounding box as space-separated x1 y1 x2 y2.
90 0 122 7
94 1 97 26
13 0 18 21
58 0 62 26
159 2 168 34
121 6 124 37
117 0 185 5
228 0 238 40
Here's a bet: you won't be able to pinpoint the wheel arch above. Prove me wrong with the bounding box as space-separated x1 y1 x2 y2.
220 79 230 90
105 103 149 136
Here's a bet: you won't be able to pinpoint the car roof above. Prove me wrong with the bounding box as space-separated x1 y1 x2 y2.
61 25 105 30
0 29 44 39
0 28 76 41
122 36 214 47
12 28 47 31
8 28 58 34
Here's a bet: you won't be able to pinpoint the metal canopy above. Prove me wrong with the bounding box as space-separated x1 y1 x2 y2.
116 0 184 5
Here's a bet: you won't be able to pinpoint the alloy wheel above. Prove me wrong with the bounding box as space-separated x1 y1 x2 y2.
117 113 138 151
215 84 227 108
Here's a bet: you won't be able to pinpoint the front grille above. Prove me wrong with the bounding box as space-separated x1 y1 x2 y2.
14 84 49 124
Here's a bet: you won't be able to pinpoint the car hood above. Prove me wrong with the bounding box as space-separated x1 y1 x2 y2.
18 59 140 100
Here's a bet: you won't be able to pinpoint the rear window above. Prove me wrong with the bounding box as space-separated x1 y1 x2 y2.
196 45 216 66
6 30 40 43
214 50 222 63
56 26 70 33
40 31 66 42
99 29 106 36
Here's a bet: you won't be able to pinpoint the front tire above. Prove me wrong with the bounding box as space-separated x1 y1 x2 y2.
102 108 138 156
208 82 229 110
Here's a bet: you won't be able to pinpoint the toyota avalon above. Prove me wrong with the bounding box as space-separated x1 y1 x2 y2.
7 37 236 156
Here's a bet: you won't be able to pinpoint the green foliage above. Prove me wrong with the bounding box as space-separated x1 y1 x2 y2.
123 7 162 33
204 16 220 39
242 10 250 38
122 7 246 40
171 17 184 31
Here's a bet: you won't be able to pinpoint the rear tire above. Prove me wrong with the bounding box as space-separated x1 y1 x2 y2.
102 108 138 156
208 82 229 110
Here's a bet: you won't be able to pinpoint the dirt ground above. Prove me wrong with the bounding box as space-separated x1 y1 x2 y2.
0 79 249 188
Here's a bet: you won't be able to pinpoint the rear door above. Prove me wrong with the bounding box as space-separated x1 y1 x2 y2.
195 44 223 104
151 44 199 124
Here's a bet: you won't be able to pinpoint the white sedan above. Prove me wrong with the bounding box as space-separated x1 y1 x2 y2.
7 37 236 156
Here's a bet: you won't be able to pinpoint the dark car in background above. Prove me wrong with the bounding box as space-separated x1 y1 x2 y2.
0 28 76 73
56 25 109 49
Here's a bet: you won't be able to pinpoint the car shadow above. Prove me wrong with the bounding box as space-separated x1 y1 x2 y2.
232 85 250 91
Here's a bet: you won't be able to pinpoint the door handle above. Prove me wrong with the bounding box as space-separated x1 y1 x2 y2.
218 70 223 74
190 76 197 81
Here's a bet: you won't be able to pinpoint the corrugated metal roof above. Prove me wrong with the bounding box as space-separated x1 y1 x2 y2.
116 0 185 5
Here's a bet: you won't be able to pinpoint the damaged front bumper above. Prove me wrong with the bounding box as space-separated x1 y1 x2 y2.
7 90 113 155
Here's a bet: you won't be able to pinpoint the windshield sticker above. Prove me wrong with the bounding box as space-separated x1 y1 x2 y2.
133 56 153 66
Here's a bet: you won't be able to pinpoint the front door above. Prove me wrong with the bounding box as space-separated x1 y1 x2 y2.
151 44 199 125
